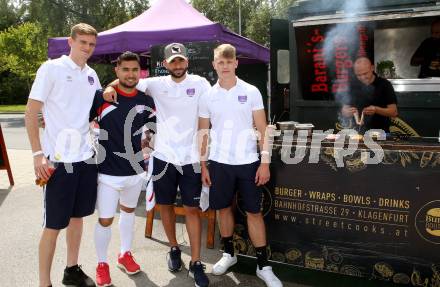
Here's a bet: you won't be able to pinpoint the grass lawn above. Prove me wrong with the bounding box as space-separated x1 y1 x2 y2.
0 105 26 113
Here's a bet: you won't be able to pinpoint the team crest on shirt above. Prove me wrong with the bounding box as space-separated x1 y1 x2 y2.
186 88 195 97
88 76 95 85
135 105 145 114
66 75 73 82
238 95 247 103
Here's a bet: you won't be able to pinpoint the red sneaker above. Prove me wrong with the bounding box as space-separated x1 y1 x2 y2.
117 251 141 275
96 262 111 287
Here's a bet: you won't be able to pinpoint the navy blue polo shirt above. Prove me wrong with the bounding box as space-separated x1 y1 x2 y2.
90 86 156 176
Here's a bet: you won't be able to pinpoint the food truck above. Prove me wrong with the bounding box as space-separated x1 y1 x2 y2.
270 0 440 137
234 1 440 285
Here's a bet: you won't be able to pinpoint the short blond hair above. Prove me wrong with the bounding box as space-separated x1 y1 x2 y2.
70 23 98 39
214 44 236 60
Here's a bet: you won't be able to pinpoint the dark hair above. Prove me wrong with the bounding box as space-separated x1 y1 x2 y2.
432 19 440 29
117 51 140 66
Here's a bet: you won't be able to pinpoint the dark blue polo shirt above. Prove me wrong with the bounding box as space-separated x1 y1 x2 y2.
90 86 156 176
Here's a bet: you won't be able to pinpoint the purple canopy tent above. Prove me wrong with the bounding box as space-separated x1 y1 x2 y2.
47 0 269 63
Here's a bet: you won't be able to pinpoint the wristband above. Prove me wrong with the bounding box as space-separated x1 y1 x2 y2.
260 151 270 156
32 150 44 157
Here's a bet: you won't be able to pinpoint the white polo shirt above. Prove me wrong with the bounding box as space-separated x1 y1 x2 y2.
199 77 264 165
29 55 101 163
137 74 211 166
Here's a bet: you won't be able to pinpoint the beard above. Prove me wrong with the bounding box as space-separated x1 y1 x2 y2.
168 67 188 79
119 80 138 89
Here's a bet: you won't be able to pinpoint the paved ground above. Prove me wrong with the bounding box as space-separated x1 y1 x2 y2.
0 120 310 287
0 114 31 150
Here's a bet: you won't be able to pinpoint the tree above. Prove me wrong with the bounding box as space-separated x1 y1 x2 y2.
25 0 71 35
191 0 301 45
126 0 150 19
191 0 268 44
0 0 25 31
245 2 272 46
0 22 47 95
23 0 150 36
273 0 299 19
0 0 151 104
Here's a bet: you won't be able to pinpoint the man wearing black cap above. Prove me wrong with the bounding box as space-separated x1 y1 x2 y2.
103 43 211 287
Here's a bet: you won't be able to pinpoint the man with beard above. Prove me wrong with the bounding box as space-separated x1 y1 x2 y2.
103 43 210 287
341 57 398 133
90 52 156 287
411 19 440 78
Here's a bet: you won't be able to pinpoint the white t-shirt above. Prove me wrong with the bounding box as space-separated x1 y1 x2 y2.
137 74 211 166
29 55 101 163
199 77 264 165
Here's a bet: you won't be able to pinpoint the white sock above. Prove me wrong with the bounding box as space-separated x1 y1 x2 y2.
94 222 112 263
119 210 135 254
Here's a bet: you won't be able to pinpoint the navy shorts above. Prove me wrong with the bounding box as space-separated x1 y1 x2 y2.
209 160 262 213
152 157 201 207
44 160 98 230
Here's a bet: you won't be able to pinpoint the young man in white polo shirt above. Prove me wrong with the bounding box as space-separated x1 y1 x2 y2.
198 44 283 287
103 43 211 287
25 23 101 287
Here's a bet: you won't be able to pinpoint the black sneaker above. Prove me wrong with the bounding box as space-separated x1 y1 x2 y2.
188 261 209 287
167 246 182 272
62 265 96 287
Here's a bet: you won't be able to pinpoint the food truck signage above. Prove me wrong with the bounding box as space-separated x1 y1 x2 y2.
296 23 374 100
261 1 440 284
234 146 440 285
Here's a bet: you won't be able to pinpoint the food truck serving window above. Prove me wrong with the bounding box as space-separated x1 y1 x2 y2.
294 9 440 100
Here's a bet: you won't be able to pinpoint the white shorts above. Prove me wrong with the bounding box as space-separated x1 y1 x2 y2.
96 173 146 218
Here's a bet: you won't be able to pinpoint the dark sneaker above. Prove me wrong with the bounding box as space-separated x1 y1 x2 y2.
188 261 209 287
62 264 96 287
167 246 183 272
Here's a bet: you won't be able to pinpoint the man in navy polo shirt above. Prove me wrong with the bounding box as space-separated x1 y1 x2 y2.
103 43 210 287
90 51 156 287
26 23 100 287
198 44 283 287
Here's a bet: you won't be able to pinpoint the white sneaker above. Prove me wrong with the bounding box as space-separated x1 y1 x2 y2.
212 253 237 275
256 266 283 287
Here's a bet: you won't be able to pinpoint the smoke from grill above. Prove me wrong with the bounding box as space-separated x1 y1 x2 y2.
320 0 373 129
